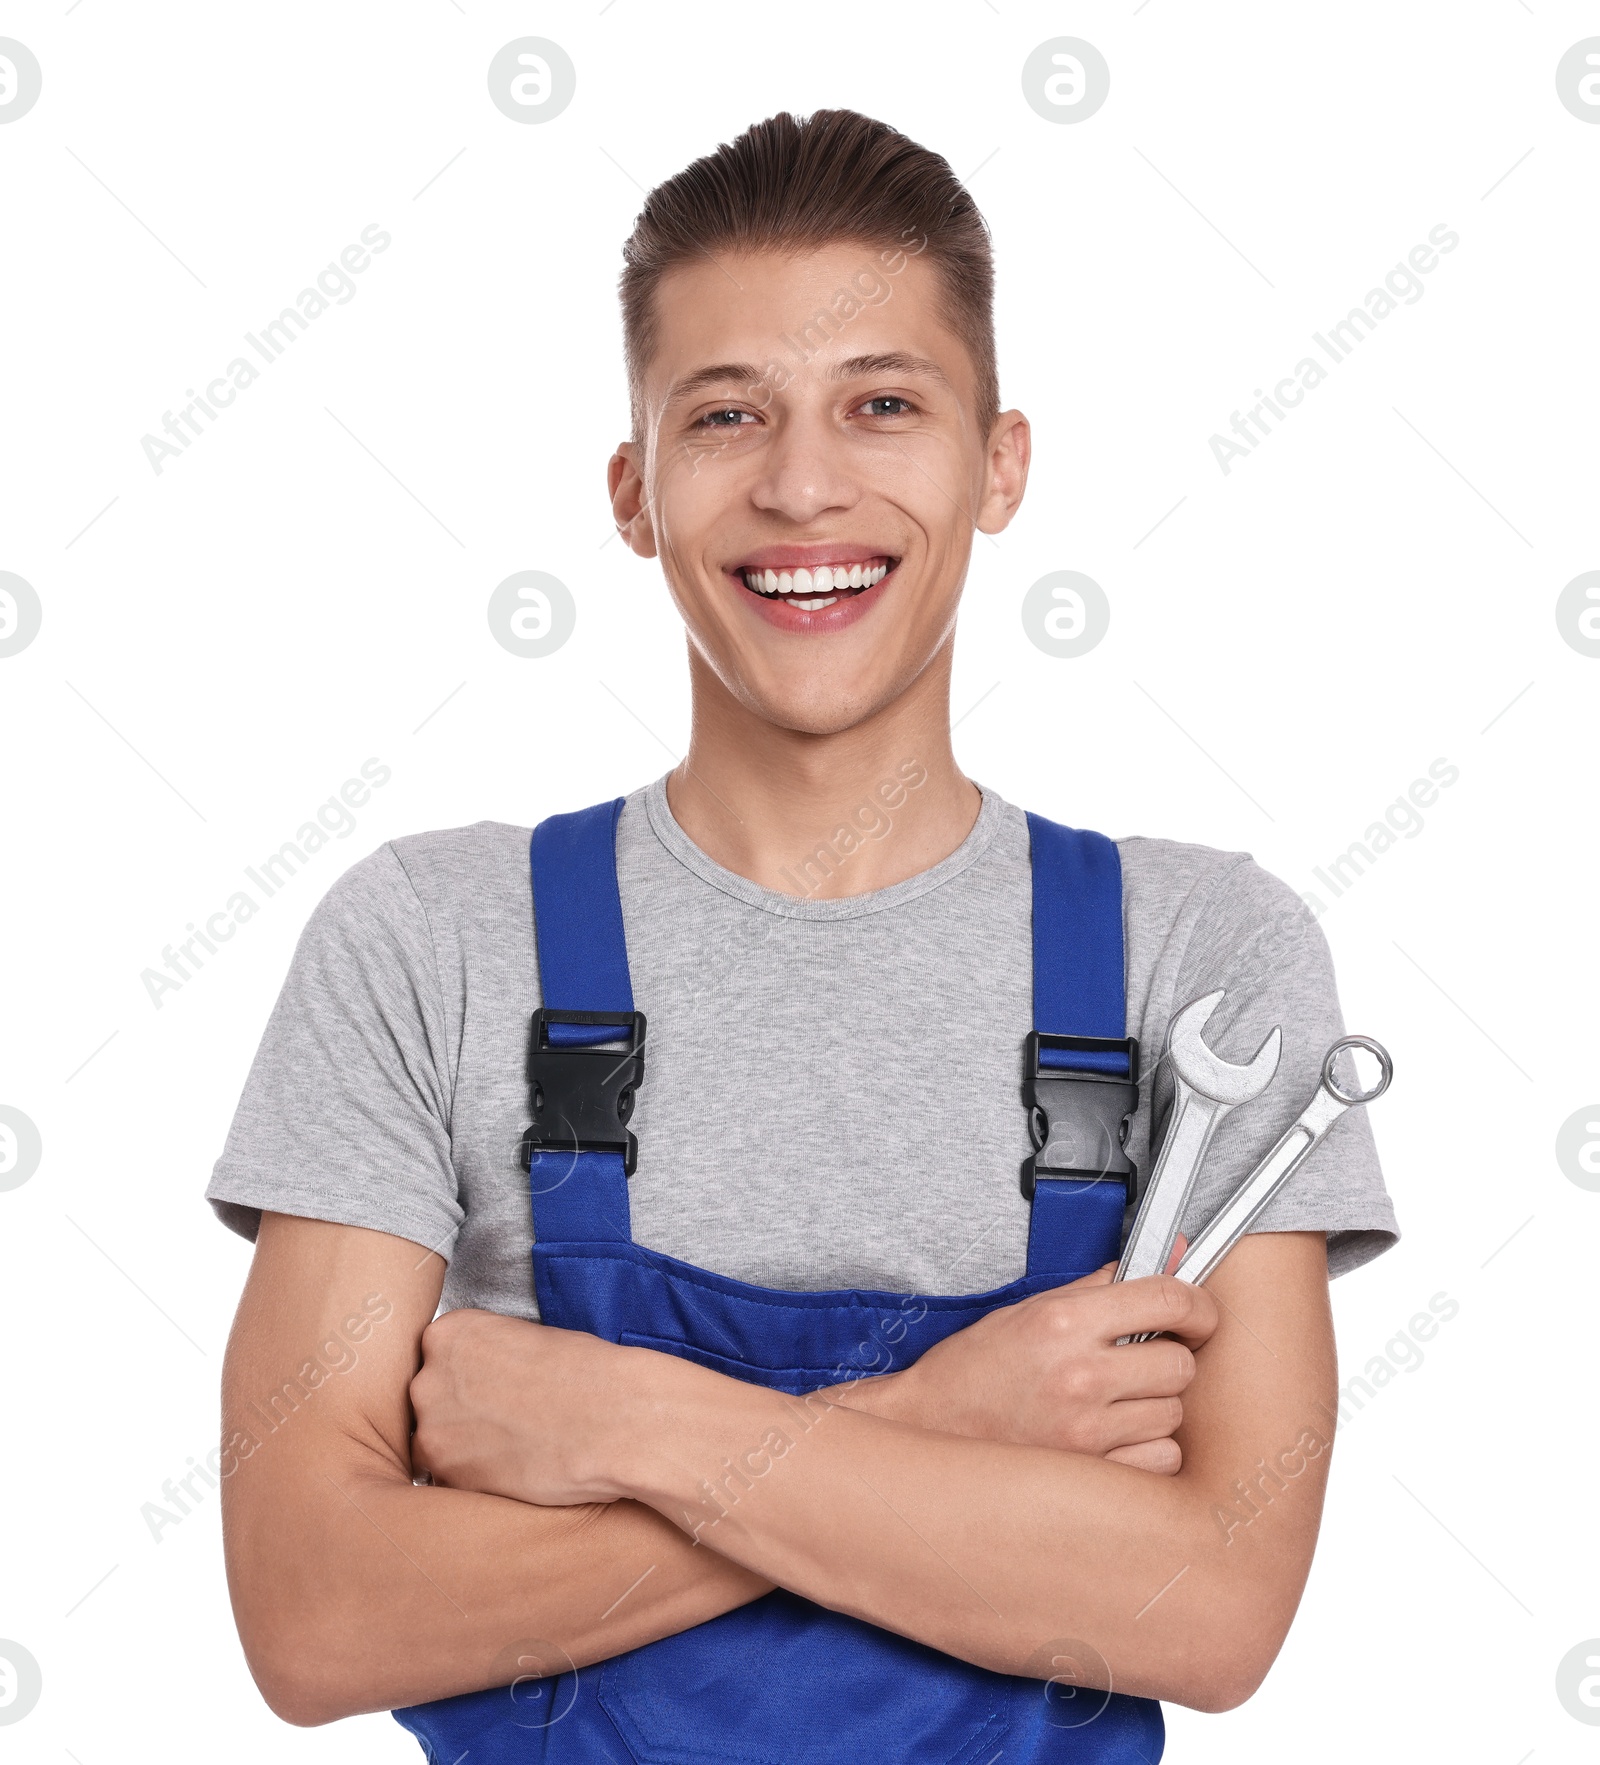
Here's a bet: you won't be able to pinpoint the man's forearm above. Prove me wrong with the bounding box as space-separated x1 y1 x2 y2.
230 1463 772 1723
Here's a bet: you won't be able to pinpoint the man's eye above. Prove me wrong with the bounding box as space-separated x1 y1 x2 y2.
699 408 755 429
861 396 913 417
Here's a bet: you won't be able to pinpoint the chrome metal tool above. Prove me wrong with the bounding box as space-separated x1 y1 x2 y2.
1174 1034 1392 1287
1113 991 1282 1307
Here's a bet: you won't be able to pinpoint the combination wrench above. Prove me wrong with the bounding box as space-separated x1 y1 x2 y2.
1173 1034 1393 1287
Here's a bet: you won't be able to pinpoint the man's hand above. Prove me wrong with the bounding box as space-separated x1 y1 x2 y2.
833 1261 1217 1474
411 1309 651 1505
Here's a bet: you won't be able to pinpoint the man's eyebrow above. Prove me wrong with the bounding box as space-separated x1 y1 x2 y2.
662 351 950 409
664 362 767 406
831 352 949 384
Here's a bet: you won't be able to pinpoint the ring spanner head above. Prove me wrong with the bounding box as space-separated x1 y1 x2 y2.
1166 990 1282 1104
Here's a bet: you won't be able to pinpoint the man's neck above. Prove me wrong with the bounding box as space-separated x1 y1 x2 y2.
665 646 981 900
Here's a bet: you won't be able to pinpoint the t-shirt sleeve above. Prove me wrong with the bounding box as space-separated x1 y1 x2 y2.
1162 855 1399 1278
205 842 463 1260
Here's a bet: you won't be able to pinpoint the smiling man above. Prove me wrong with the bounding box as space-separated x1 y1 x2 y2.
210 111 1397 1760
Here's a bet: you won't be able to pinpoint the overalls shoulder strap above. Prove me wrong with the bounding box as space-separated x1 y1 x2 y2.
531 796 634 1023
1022 811 1139 1278
525 797 640 1246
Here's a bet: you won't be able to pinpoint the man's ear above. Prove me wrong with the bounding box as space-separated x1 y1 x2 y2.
608 444 659 559
975 410 1031 536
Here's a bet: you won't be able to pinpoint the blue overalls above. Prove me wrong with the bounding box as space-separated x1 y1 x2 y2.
396 800 1164 1763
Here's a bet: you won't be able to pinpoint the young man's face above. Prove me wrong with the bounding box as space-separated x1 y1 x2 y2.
610 241 1029 736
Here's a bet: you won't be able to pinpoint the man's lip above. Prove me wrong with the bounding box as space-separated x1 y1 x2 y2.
728 543 897 572
739 564 896 632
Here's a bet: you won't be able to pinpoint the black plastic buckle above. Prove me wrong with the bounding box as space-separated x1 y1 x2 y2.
1020 1032 1140 1203
521 1008 647 1177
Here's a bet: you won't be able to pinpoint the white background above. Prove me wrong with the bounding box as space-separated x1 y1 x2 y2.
1 1 1596 1759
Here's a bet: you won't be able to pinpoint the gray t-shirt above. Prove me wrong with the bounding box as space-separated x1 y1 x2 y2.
208 777 1397 1315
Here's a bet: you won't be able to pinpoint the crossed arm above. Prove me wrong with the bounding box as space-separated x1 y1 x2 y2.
220 1211 1336 1726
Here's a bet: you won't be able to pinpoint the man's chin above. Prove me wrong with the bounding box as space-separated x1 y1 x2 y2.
730 674 919 741
685 622 942 741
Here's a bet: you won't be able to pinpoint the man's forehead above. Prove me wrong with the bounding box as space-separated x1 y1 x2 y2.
647 247 970 401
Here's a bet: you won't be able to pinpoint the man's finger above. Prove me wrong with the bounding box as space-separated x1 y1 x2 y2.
1106 1438 1182 1476
1096 1338 1196 1402
1096 1395 1184 1449
1090 1274 1219 1349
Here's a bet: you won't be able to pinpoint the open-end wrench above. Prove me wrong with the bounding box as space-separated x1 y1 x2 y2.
1114 991 1281 1320
1173 1034 1392 1288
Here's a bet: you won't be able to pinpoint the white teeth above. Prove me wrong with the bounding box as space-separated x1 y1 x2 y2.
741 559 894 597
791 596 835 610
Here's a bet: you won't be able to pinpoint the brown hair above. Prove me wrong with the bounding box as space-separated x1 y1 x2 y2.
619 109 998 442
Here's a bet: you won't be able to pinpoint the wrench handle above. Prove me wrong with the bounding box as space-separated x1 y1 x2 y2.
1173 1095 1346 1287
1113 1094 1222 1285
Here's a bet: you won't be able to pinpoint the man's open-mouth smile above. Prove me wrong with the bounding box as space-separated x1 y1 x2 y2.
729 546 901 623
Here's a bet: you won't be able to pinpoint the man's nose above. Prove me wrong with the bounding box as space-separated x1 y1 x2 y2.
748 409 861 523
